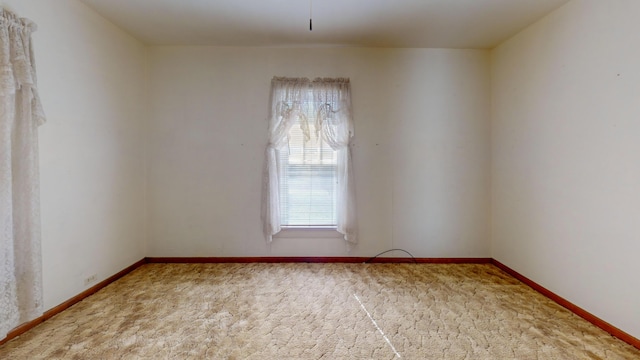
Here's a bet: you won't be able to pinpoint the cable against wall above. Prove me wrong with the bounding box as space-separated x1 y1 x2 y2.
364 249 417 264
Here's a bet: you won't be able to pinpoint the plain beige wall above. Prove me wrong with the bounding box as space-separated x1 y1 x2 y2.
3 0 148 309
147 47 491 257
492 0 640 338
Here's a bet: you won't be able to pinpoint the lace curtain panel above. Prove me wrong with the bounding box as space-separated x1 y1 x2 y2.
261 77 357 244
0 8 46 339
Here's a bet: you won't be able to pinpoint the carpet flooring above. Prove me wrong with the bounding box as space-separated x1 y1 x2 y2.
0 263 638 359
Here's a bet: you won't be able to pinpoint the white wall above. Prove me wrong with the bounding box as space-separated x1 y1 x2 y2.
492 0 640 338
147 47 491 257
3 0 148 309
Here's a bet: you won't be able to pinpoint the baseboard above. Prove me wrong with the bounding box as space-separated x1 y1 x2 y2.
491 259 640 351
145 256 492 264
0 258 147 346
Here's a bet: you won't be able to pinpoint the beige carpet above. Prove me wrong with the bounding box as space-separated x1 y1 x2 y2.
1 263 638 359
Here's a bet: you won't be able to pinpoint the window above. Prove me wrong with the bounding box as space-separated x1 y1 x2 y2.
279 109 337 227
262 77 357 244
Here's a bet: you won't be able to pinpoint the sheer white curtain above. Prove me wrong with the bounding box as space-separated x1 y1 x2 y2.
261 77 357 244
0 8 46 339
312 78 357 243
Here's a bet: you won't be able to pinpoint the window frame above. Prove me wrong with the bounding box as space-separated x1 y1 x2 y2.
274 226 342 239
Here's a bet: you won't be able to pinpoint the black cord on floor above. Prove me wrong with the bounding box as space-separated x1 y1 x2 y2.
364 249 417 264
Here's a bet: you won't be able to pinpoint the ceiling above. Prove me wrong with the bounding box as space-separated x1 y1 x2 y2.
80 0 570 48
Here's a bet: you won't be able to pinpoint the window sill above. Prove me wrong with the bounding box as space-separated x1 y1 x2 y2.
275 227 341 239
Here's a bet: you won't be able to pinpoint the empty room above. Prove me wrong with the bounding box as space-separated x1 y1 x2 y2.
1 0 639 358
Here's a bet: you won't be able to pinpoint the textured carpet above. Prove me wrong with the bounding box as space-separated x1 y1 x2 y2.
1 263 639 359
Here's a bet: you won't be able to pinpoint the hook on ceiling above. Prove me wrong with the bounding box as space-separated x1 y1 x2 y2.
309 0 313 31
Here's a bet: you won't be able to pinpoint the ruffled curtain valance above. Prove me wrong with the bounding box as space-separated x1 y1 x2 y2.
1 8 45 339
0 9 45 123
261 77 357 245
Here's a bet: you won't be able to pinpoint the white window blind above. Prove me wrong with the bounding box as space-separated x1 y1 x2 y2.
279 107 337 227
